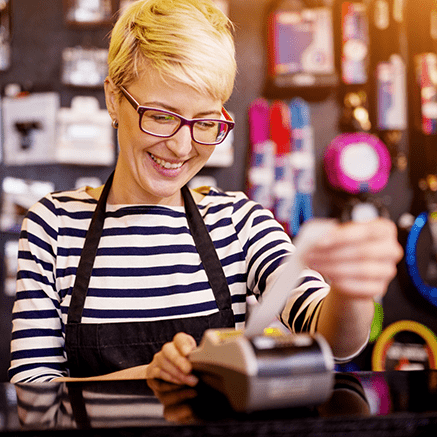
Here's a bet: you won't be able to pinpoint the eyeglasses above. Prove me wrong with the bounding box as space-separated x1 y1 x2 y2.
119 85 235 146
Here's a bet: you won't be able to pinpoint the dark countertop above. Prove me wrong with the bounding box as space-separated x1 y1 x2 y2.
2 371 437 436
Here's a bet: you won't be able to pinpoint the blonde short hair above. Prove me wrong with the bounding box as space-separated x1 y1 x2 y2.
108 0 236 103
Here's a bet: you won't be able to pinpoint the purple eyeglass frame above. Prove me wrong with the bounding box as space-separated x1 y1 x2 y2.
119 85 235 145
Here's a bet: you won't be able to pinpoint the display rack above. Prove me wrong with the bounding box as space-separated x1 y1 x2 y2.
1 0 433 381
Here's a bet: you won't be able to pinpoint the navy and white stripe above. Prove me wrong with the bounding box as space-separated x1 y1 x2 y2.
9 186 330 382
15 383 165 428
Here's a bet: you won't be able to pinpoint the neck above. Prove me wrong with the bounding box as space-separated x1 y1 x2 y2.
108 169 185 206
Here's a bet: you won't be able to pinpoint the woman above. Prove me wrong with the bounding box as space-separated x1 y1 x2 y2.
9 0 402 384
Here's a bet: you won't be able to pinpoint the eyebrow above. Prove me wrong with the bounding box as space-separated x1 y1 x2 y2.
142 101 222 119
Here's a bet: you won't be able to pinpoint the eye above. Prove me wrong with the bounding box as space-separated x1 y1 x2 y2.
153 113 177 123
144 110 178 123
196 120 218 130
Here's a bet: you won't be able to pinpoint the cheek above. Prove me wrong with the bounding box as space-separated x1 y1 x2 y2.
198 145 215 162
117 107 148 148
118 128 153 156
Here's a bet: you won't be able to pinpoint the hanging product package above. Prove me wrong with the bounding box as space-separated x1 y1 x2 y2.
247 98 275 211
2 92 60 165
369 0 408 172
270 100 295 235
289 97 315 235
334 0 371 133
56 96 115 166
266 0 337 99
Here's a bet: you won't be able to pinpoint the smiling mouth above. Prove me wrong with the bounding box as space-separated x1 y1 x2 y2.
149 153 184 169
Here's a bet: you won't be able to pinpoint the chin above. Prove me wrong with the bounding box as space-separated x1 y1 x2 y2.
145 182 186 205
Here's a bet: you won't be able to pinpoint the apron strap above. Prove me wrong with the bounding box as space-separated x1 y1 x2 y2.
68 172 114 324
67 383 92 429
68 173 233 324
181 185 233 313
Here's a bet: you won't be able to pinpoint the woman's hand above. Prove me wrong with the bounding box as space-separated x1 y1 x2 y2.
302 217 403 359
145 332 199 387
303 217 403 300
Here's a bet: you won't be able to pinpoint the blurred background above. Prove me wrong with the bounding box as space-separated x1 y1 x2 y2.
1 0 437 380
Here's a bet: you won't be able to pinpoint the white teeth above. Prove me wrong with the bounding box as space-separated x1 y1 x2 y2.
150 153 183 169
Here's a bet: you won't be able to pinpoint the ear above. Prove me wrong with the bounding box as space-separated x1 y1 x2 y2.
104 76 120 122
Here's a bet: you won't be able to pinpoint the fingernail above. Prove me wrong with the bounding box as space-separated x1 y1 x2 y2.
186 375 199 386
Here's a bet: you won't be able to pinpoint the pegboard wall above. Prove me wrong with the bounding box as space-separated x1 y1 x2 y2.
1 0 436 380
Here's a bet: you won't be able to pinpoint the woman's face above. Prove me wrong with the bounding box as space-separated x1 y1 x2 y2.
105 68 222 206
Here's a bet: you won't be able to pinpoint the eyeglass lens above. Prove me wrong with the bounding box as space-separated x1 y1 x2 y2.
141 109 229 145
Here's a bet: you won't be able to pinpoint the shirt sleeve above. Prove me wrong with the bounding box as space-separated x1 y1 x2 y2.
231 195 367 362
9 195 68 383
230 195 330 333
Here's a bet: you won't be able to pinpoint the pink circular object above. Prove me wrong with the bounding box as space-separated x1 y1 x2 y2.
324 133 391 194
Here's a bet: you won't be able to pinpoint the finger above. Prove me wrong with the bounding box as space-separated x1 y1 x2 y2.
305 239 403 266
148 362 198 387
314 218 398 248
173 332 197 356
155 336 198 386
161 341 193 375
309 259 398 284
147 347 198 386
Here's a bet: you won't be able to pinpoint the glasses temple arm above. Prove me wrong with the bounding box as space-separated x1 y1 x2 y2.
221 107 235 125
120 85 141 111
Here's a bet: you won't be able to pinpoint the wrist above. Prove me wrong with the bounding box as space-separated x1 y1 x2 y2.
329 284 377 305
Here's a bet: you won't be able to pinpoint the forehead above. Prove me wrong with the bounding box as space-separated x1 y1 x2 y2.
126 68 223 114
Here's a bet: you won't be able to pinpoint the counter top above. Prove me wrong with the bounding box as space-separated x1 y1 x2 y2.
2 371 437 436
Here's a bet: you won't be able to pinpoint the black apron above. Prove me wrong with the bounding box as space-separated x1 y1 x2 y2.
65 172 235 377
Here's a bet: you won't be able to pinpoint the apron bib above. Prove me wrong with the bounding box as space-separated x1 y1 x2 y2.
65 173 235 377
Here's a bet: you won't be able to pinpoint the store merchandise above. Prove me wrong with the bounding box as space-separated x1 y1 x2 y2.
289 97 315 235
271 100 295 234
247 98 275 211
0 176 54 232
266 0 337 97
56 96 115 166
2 92 60 165
369 0 407 171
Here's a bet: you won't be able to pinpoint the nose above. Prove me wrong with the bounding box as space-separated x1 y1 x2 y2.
165 125 193 157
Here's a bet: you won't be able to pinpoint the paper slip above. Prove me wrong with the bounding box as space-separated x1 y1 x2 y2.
244 219 337 338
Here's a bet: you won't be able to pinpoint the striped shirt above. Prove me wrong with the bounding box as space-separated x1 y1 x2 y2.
15 382 165 430
9 186 330 383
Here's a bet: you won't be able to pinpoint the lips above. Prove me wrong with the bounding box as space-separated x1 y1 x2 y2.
149 153 184 169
